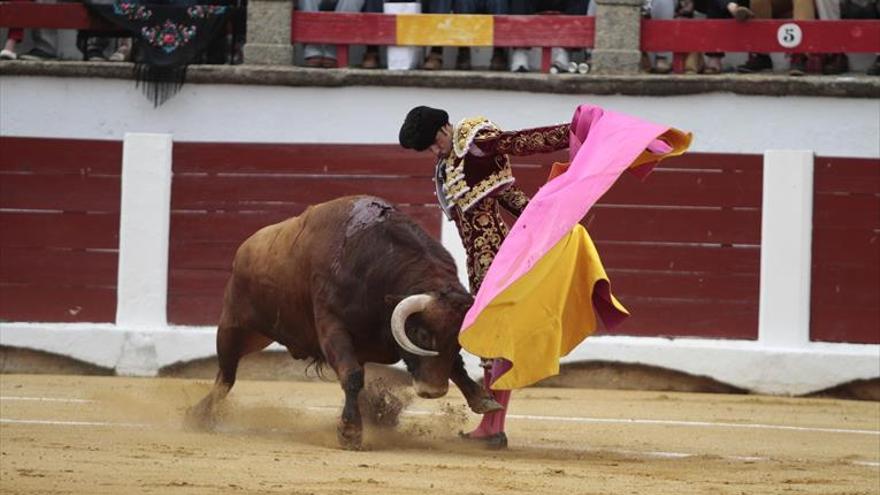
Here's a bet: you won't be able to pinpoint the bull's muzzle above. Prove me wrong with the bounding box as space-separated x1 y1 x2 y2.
414 381 449 399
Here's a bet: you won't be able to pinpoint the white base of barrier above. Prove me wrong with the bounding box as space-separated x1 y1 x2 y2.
1 322 876 396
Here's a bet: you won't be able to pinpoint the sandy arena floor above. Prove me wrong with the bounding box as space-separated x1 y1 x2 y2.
0 374 878 494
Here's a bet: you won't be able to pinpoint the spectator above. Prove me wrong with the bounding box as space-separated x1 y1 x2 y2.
2 0 38 60
511 0 588 73
299 0 366 68
361 0 509 70
823 0 880 75
646 0 678 73
736 0 819 75
454 0 510 70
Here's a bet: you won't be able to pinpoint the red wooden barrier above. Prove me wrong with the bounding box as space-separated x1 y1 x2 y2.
514 151 763 340
810 157 880 344
167 142 440 325
0 137 121 323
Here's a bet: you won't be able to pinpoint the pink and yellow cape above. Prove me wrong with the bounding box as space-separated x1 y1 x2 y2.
458 104 692 390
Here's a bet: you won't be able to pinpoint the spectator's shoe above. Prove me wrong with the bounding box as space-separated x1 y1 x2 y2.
0 49 16 61
360 51 380 69
455 48 471 71
510 48 529 72
489 48 507 71
458 431 508 450
684 52 704 74
867 56 880 76
86 49 108 62
423 52 443 70
305 56 324 68
732 5 755 21
109 45 131 62
822 53 848 75
736 53 772 73
321 57 338 68
652 56 672 74
788 54 807 76
18 48 55 61
704 55 723 74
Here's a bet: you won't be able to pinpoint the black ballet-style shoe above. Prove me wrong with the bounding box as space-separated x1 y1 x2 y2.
458 431 508 450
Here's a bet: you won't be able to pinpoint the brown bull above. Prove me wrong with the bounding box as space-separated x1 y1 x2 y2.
187 195 502 449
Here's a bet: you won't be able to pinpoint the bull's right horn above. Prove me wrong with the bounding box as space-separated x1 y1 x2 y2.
391 294 439 357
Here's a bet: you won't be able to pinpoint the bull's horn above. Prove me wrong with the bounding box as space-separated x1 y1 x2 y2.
391 294 439 357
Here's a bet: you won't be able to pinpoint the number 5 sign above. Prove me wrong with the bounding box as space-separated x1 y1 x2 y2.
777 23 803 48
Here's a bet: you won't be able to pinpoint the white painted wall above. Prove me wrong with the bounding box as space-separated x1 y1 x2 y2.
1 75 878 394
1 76 879 158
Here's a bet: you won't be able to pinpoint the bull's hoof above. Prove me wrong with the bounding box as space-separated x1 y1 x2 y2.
458 431 508 450
468 397 504 414
184 401 217 431
337 423 363 450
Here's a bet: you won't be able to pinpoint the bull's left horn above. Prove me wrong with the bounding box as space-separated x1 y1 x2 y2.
391 294 439 357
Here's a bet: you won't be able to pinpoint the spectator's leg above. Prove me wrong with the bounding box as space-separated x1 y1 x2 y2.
736 0 772 72
487 0 510 70
650 0 676 73
298 0 329 66
361 0 383 68
423 0 453 66
453 0 477 69
507 0 533 71
323 0 367 66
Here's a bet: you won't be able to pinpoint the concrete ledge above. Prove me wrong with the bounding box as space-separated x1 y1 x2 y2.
1 60 879 98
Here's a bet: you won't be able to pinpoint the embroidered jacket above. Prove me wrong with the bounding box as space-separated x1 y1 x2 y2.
435 116 570 216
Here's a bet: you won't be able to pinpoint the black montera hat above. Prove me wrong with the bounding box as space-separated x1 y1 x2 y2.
399 106 449 151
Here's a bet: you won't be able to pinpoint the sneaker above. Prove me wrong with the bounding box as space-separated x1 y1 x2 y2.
423 51 443 70
736 53 772 73
653 56 672 74
18 48 55 61
788 53 806 76
108 45 131 62
360 50 379 69
86 49 107 62
510 48 529 72
0 49 16 60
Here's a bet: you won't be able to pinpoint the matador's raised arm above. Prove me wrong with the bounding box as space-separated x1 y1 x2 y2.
472 123 570 157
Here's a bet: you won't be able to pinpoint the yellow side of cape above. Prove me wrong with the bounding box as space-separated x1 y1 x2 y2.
458 224 627 390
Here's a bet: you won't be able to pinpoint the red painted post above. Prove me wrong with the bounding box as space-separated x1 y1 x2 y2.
336 44 349 68
541 46 552 72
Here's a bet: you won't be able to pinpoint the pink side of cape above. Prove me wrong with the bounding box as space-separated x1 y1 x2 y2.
461 104 671 330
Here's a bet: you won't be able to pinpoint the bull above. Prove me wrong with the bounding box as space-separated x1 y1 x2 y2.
187 195 502 449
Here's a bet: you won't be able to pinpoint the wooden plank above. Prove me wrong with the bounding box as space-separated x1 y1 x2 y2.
811 228 880 269
0 174 121 212
171 176 435 209
291 12 395 44
0 212 119 249
170 206 441 244
0 284 116 323
814 156 880 194
0 2 115 30
608 270 760 301
0 137 122 175
494 15 594 48
599 296 758 339
173 142 430 176
0 247 117 287
397 14 493 47
168 293 223 326
813 193 880 229
810 307 880 344
642 19 880 53
584 206 762 244
170 268 229 294
170 243 240 271
596 242 760 274
598 168 762 207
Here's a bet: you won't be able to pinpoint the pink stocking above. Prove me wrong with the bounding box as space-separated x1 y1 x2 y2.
466 359 513 438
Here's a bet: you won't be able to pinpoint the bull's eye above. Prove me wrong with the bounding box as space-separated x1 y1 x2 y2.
411 326 437 351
